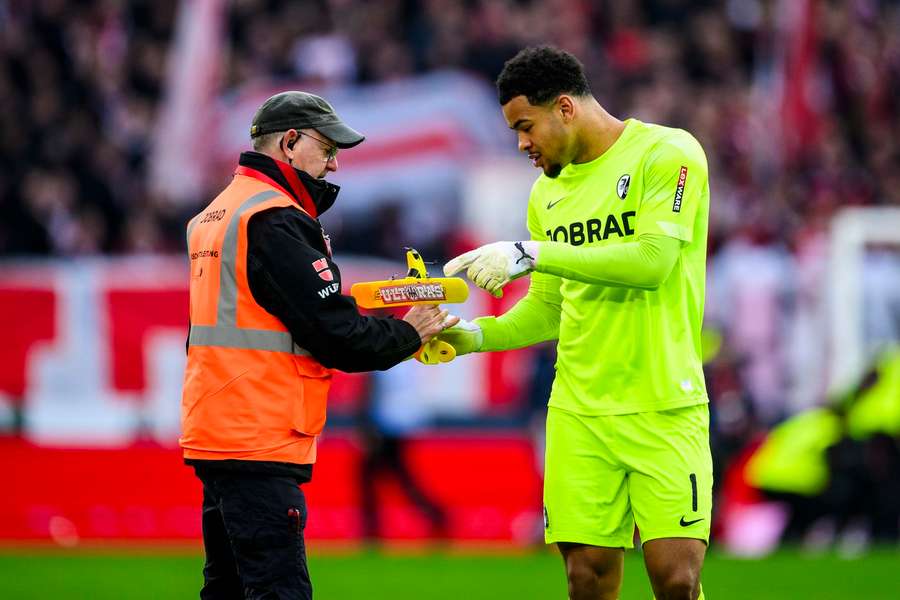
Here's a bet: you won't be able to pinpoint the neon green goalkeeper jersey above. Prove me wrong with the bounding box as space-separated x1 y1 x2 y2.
485 118 710 415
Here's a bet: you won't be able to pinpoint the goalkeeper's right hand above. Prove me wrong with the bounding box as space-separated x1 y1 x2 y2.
435 318 483 357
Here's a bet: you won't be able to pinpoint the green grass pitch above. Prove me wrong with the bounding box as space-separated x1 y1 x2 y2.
1 547 897 599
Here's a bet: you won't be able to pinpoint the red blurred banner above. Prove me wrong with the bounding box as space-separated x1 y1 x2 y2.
1 433 542 544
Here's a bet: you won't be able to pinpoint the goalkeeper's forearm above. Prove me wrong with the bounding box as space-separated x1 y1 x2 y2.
535 233 680 289
474 271 561 352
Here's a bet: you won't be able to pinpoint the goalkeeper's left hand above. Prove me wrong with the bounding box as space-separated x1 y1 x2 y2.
413 311 463 365
414 318 484 365
444 241 539 297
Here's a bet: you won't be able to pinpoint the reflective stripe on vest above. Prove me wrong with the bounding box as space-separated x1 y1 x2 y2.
188 189 311 356
189 326 311 356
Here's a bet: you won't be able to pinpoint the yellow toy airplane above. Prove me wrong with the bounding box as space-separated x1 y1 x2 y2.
350 248 468 364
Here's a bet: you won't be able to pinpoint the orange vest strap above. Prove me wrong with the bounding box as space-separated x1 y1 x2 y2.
216 189 281 327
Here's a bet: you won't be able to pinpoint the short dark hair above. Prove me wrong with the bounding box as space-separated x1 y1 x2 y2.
496 46 591 106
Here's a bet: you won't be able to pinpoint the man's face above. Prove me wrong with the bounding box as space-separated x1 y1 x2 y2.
284 129 339 179
502 95 573 179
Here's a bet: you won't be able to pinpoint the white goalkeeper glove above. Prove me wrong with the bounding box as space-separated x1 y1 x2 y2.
436 318 483 356
443 241 539 297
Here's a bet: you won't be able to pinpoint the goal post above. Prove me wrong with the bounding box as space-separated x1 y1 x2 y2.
828 206 900 394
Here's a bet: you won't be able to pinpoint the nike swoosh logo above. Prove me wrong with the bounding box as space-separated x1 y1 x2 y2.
546 197 565 210
679 516 704 527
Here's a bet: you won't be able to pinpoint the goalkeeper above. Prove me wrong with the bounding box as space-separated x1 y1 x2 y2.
438 47 712 600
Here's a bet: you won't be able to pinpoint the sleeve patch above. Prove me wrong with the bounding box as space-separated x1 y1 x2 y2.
312 258 333 281
672 166 688 213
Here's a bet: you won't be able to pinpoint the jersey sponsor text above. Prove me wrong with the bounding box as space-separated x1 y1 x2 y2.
545 211 636 245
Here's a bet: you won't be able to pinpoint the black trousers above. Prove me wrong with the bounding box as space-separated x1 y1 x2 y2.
196 470 312 600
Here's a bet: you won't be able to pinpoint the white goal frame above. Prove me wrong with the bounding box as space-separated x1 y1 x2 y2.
828 206 900 393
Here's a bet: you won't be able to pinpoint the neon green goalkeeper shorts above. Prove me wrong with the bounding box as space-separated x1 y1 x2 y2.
543 403 713 548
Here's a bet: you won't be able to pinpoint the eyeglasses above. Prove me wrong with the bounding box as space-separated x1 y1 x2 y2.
297 131 339 161
281 131 339 162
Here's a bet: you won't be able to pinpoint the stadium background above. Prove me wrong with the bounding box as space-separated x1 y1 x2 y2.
1 0 899 598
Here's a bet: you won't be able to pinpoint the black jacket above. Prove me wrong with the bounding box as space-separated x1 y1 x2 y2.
189 152 421 482
241 152 422 371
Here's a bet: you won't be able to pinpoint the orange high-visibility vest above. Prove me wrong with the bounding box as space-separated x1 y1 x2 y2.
180 169 330 465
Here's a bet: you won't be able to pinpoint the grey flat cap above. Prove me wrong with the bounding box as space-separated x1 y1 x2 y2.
250 91 365 149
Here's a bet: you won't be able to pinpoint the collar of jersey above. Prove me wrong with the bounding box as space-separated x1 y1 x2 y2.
558 118 637 179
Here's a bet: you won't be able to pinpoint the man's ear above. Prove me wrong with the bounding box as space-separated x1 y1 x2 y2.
557 95 576 123
285 129 299 150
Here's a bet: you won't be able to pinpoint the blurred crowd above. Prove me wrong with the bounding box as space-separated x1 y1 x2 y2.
2 0 899 546
3 0 899 257
1 0 180 254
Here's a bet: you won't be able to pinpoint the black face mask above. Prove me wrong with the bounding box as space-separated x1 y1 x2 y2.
283 137 339 215
294 166 339 216
239 151 341 217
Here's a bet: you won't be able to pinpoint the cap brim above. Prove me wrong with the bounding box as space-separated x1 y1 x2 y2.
316 121 365 149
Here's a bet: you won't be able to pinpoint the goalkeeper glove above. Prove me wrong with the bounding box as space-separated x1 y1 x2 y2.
435 318 483 356
444 241 539 297
414 319 483 364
